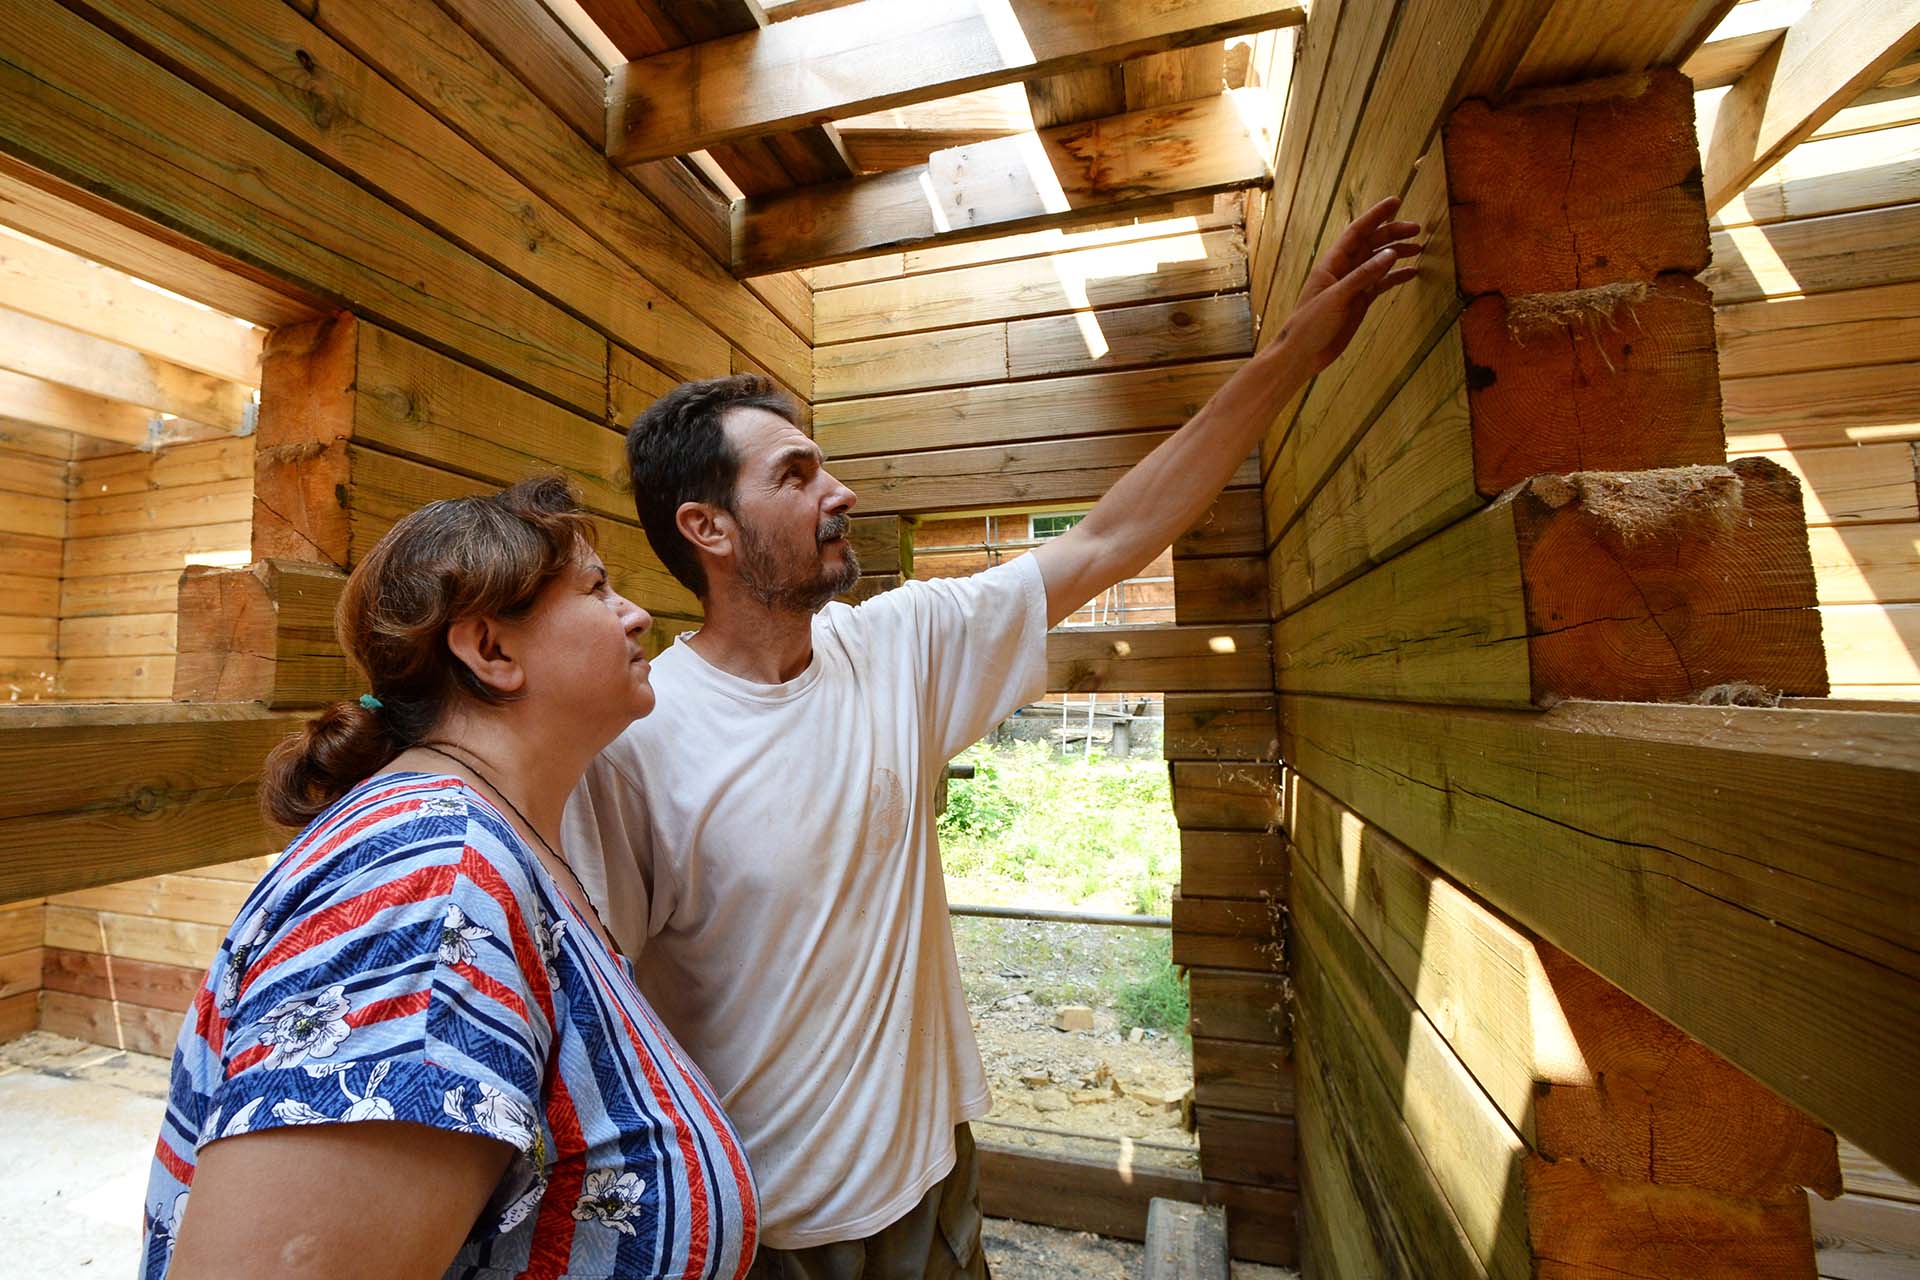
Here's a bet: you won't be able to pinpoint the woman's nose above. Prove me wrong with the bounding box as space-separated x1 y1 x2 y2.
619 595 651 635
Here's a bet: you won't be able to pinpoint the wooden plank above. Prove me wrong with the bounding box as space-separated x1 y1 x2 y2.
1191 1037 1292 1116
1260 135 1457 514
58 613 175 659
605 0 1307 165
1142 1199 1228 1280
67 477 250 540
61 570 178 619
0 369 164 448
1504 0 1736 92
40 946 202 1012
1171 891 1284 973
37 987 182 1056
1699 0 1920 214
1812 1192 1920 1280
1279 691 1920 1183
0 488 62 540
1716 281 1920 379
1172 555 1265 625
1161 696 1279 763
0 945 38 1000
734 91 1274 275
1188 967 1288 1046
1009 296 1254 383
816 227 1247 343
1173 489 1265 559
813 297 1251 403
73 437 251 497
0 0 608 417
0 704 296 904
1044 624 1271 694
63 522 249 578
0 229 264 384
1807 523 1920 604
0 307 254 431
1725 360 1920 452
834 430 1259 517
52 871 252 928
816 361 1237 457
62 0 731 387
1276 460 1827 707
57 654 176 700
1706 203 1920 305
1194 1109 1295 1189
1291 948 1498 1280
1717 121 1920 230
1269 324 1475 613
1822 602 1920 685
1289 770 1841 1202
1178 828 1285 899
0 164 322 330
306 0 804 390
977 1141 1296 1264
1682 0 1809 90
1169 762 1280 831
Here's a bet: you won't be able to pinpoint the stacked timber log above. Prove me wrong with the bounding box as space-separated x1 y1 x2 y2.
1247 3 1920 1263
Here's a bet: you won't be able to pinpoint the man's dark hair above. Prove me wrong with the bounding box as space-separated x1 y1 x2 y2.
627 374 800 597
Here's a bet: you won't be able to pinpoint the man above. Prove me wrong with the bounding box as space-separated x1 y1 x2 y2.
563 200 1420 1278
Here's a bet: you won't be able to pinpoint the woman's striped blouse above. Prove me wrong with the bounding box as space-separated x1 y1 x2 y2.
141 771 757 1279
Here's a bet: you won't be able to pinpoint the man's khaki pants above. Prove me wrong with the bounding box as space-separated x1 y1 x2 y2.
744 1124 991 1280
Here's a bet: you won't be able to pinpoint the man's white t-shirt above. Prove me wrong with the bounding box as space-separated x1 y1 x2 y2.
561 555 1048 1249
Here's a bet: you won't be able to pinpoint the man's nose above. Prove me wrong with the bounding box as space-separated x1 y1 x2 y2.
823 468 857 515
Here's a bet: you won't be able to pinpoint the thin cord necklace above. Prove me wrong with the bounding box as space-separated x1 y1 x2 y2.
414 740 568 870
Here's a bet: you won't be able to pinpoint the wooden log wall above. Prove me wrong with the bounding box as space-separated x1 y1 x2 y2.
0 427 64 702
61 437 253 700
0 0 812 1050
1704 49 1920 1276
1709 64 1920 700
1244 0 1917 1274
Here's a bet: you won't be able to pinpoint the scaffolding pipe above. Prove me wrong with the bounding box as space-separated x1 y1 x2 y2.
948 903 1172 929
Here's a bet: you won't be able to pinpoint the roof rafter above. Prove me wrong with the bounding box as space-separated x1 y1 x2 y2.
1700 0 1920 213
605 0 1306 167
0 309 253 434
733 88 1274 275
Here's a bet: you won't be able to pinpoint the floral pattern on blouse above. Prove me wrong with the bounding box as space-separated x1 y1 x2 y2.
140 773 757 1280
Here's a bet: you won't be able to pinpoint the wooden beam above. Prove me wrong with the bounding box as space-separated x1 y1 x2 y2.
1288 772 1840 1203
1276 459 1828 706
0 230 263 385
172 561 353 708
1681 0 1809 90
0 369 227 449
734 90 1272 275
1044 623 1271 693
978 1142 1295 1265
0 703 296 905
1700 0 1920 214
1279 691 1920 1184
0 308 252 431
605 0 1306 166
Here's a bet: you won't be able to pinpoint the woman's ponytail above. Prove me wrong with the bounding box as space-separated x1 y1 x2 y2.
260 700 400 828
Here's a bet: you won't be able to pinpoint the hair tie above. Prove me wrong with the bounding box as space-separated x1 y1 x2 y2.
358 693 384 711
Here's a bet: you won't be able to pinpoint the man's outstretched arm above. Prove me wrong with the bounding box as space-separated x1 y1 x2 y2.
1032 198 1422 628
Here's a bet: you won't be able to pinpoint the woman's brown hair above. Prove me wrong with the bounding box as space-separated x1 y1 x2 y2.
260 474 595 828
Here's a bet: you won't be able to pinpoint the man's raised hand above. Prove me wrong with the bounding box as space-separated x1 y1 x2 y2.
1278 197 1422 374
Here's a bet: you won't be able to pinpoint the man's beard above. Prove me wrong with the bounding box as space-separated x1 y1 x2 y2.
735 510 861 613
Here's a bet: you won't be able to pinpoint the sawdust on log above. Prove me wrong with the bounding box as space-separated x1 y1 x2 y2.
1525 465 1741 541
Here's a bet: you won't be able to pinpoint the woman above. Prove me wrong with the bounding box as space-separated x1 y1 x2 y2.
142 475 756 1279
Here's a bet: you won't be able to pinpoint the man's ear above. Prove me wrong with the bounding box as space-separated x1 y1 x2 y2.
446 615 526 696
676 500 733 561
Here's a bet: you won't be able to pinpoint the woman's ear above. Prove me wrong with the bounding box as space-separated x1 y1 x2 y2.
446 615 526 696
676 500 732 559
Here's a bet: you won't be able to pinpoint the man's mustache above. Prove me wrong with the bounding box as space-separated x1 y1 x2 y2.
817 513 850 545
